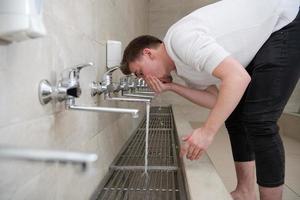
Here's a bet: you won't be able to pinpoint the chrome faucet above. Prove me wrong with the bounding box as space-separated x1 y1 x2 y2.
134 78 155 94
0 145 98 171
119 76 155 98
90 65 121 97
38 63 139 118
39 62 94 104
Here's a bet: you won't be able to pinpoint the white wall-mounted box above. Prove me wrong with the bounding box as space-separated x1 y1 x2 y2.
106 40 122 69
0 0 46 42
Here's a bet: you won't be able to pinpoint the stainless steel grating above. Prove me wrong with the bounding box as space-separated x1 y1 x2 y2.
139 115 173 129
92 106 188 200
95 170 181 200
150 106 171 114
112 129 177 168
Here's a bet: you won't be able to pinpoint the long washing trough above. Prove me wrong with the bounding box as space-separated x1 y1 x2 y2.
91 106 189 200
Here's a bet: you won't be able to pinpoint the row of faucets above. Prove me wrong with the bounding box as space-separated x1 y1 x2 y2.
39 62 154 118
0 62 154 171
90 65 152 97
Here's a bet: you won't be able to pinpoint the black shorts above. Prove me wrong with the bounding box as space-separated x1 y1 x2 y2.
225 10 300 187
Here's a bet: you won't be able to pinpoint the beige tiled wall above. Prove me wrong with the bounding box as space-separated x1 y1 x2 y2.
148 0 219 39
0 0 149 199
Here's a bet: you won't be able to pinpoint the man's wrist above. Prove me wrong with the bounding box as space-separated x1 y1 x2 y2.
202 123 218 138
167 82 176 91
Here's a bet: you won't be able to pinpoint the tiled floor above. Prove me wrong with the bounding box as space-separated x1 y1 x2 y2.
190 121 300 200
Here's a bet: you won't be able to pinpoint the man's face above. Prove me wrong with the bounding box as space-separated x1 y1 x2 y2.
129 48 172 83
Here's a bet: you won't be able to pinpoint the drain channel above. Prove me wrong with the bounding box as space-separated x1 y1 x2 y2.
97 170 180 200
139 115 173 129
112 129 177 168
150 107 171 114
91 106 188 200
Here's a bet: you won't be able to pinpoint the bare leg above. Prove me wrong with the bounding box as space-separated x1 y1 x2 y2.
259 185 283 200
231 161 257 200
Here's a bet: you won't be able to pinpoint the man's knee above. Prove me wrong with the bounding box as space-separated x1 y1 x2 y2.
242 119 279 136
241 119 280 151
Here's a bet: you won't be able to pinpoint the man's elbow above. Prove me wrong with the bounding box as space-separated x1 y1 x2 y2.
242 72 251 86
235 71 251 89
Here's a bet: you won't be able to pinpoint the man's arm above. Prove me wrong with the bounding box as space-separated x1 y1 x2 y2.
182 56 251 160
203 56 251 134
145 76 219 109
169 83 218 109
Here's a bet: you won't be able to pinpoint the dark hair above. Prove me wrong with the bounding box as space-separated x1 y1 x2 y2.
120 35 162 75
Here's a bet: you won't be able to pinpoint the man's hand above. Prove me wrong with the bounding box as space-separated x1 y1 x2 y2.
180 127 215 160
145 76 172 94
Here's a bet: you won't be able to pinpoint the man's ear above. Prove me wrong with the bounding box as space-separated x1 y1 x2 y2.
143 48 154 59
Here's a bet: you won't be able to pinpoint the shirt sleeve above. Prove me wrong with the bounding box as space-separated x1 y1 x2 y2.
170 30 230 74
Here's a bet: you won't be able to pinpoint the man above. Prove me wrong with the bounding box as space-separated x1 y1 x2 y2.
120 0 300 199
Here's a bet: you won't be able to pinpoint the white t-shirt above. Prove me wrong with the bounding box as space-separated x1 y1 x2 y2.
164 0 300 90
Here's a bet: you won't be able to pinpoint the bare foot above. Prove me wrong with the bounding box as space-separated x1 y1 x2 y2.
231 189 257 200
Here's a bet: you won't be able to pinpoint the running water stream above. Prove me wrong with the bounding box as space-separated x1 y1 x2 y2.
144 101 150 175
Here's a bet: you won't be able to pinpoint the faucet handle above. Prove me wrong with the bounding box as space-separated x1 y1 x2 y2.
61 62 94 81
105 65 120 75
102 65 120 81
75 62 94 71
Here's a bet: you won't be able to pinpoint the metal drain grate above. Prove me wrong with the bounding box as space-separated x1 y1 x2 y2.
150 106 171 114
111 129 177 169
139 115 173 129
92 106 188 200
95 170 182 200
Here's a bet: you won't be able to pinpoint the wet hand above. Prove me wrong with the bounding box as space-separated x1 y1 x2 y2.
180 128 214 160
145 76 172 94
